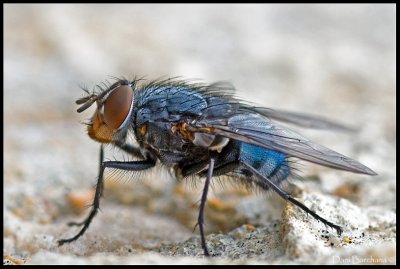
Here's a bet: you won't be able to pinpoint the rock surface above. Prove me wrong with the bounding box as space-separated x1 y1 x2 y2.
4 4 396 265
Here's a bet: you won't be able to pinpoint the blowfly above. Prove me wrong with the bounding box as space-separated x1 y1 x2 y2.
58 77 376 256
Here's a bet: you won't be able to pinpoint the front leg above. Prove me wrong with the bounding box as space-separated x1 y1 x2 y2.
58 145 156 246
114 140 144 158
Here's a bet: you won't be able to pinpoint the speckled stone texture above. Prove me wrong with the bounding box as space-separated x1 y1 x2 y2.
4 4 395 265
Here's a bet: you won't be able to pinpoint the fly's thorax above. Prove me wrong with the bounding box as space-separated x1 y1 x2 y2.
87 84 135 143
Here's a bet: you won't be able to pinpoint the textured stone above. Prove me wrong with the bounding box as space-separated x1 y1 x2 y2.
4 4 395 265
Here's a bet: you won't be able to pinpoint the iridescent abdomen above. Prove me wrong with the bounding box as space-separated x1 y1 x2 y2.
240 143 290 185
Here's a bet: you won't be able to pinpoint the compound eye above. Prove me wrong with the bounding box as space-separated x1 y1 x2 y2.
103 85 133 130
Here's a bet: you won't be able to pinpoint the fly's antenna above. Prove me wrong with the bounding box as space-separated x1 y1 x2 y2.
76 94 97 113
76 83 116 113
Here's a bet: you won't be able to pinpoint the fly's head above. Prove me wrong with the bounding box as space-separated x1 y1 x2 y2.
76 79 136 144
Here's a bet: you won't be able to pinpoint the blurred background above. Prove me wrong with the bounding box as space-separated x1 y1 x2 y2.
4 4 396 264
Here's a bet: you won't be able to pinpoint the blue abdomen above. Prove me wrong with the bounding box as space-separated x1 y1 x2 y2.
239 143 290 184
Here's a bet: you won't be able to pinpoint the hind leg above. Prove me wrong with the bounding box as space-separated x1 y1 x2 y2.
242 163 342 235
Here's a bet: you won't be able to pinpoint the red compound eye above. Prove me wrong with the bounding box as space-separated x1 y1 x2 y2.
103 85 133 130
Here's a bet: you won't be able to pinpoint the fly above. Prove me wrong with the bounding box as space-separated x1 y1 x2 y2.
58 77 377 256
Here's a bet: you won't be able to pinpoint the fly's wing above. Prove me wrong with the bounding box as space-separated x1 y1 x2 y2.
192 111 376 175
204 82 355 132
251 107 356 132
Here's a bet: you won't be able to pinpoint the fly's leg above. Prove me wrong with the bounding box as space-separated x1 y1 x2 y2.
195 158 215 257
114 140 144 158
66 145 105 227
285 195 342 235
177 144 240 256
58 145 156 246
181 160 239 179
243 163 343 236
66 143 143 227
58 145 105 245
180 141 240 178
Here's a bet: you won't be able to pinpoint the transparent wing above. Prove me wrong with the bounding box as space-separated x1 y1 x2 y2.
204 81 355 132
192 112 376 175
252 107 356 132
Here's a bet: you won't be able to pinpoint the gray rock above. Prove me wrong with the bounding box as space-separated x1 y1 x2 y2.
4 4 395 265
